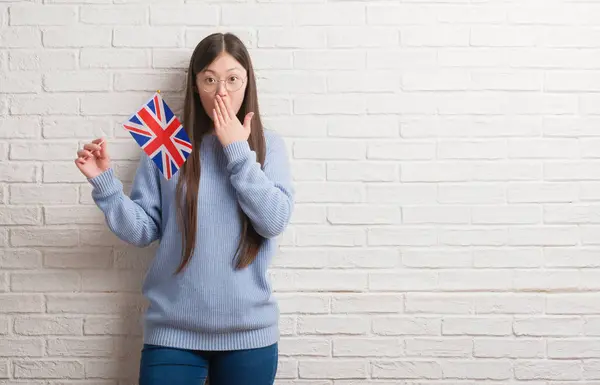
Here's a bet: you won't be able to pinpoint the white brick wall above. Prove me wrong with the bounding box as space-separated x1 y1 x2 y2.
0 0 598 383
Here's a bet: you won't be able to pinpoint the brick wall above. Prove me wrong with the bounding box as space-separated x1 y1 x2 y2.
1 0 599 383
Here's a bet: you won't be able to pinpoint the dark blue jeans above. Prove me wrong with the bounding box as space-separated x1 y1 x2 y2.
138 343 278 385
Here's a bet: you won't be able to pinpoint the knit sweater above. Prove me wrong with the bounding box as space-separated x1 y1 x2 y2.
88 131 294 351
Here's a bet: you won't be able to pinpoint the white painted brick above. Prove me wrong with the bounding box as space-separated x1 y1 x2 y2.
0 317 7 335
299 360 367 379
327 27 398 48
294 50 365 70
548 339 600 359
438 140 506 159
372 316 440 336
47 294 144 314
371 360 441 379
439 183 505 204
9 5 76 25
81 270 144 292
441 359 512 380
14 316 82 336
10 95 78 115
0 72 40 93
290 205 326 224
402 70 470 91
332 294 403 314
333 338 403 357
402 249 472 268
367 5 436 26
0 163 37 182
276 294 330 314
368 141 435 160
13 360 84 379
279 338 329 357
402 206 470 224
11 272 80 292
367 93 435 115
258 71 326 94
441 228 497 249
11 228 78 247
295 226 365 246
249 49 293 70
508 226 579 246
222 5 291 26
0 27 40 47
294 4 364 26
0 362 7 378
401 26 470 47
368 227 436 246
509 138 579 159
114 72 185 92
367 184 437 204
43 27 112 47
43 117 112 139
150 5 218 25
84 315 142 336
473 248 542 268
258 28 325 49
514 360 581 380
327 205 400 225
9 50 76 71
43 71 111 92
474 338 545 359
113 27 182 48
295 94 366 115
327 162 396 182
274 248 398 269
405 337 471 357
298 316 368 336
0 338 44 357
509 182 579 203
442 317 512 336
405 294 470 315
45 249 111 270
0 249 42 269
368 49 437 70
291 162 325 182
295 183 364 203
472 205 541 224
275 359 297 380
80 5 147 25
369 270 437 291
44 206 104 225
80 93 158 115
84 358 139 379
272 270 367 292
0 207 41 225
474 294 545 315
47 337 113 357
0 294 44 313
328 116 399 138
10 185 78 204
81 49 149 69
0 117 40 139
545 247 600 268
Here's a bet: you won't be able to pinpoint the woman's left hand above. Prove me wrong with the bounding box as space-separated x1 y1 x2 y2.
213 94 254 147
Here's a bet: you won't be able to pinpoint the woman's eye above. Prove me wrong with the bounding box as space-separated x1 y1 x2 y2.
205 78 215 84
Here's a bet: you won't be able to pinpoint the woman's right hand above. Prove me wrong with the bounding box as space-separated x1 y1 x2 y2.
75 138 111 179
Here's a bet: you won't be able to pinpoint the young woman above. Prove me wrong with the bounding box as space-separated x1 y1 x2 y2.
75 33 294 385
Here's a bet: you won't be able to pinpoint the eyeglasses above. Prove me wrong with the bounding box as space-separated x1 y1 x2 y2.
199 75 246 93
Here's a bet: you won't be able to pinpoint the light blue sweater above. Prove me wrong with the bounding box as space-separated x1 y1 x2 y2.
88 131 294 351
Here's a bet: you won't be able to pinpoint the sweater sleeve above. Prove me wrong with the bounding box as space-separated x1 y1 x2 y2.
223 132 294 239
87 153 162 247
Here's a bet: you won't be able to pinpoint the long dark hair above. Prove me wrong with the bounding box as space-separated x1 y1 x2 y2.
174 32 266 274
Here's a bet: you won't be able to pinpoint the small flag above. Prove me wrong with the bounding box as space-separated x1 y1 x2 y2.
122 92 192 180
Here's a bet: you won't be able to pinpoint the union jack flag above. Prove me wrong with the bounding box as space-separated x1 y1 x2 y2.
122 92 192 180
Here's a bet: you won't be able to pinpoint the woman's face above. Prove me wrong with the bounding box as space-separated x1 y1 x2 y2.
196 52 248 125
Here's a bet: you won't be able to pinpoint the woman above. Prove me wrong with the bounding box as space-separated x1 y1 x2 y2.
75 32 294 385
